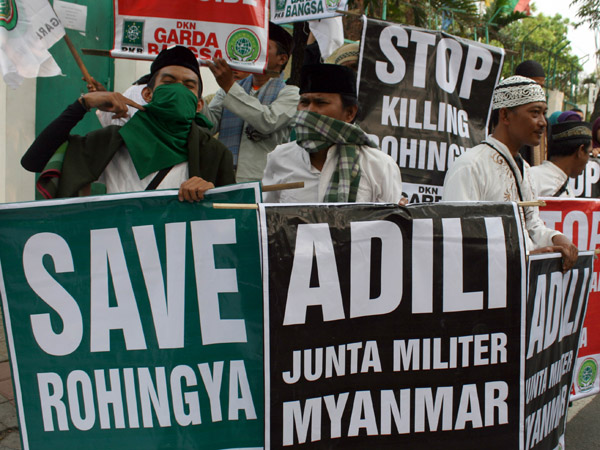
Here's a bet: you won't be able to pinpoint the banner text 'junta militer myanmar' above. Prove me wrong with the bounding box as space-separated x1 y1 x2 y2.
261 202 525 449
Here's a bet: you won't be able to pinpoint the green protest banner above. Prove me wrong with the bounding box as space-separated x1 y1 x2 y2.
0 184 263 450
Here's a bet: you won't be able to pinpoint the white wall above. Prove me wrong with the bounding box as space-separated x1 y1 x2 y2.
547 89 565 115
0 77 36 203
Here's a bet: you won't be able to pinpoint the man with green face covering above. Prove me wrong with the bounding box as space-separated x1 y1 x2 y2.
21 46 235 201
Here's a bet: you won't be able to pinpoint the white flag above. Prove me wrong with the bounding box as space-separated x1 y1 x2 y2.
308 16 344 60
0 0 65 88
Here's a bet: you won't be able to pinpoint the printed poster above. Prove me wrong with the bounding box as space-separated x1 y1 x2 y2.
112 0 269 73
261 202 526 448
0 184 263 450
357 18 504 203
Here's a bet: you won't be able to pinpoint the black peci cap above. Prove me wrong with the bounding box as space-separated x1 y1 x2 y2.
150 46 202 95
300 64 356 99
515 60 546 78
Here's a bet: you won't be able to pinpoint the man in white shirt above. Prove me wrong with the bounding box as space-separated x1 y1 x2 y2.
262 63 403 204
203 22 300 182
443 75 578 271
530 121 592 197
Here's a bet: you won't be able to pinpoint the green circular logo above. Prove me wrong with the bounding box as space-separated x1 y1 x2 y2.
577 358 598 392
226 29 261 63
275 0 287 12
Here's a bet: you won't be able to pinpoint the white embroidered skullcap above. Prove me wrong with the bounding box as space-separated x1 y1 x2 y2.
492 75 546 110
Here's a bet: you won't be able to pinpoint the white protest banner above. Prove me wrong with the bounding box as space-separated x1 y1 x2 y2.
112 0 268 73
0 0 64 88
271 0 348 23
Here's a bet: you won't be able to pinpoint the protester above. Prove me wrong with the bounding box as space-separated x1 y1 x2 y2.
513 60 546 165
558 110 582 123
592 116 600 157
530 121 592 197
548 111 562 126
262 63 403 203
443 75 578 271
330 42 360 73
570 107 585 120
21 46 234 201
203 22 299 183
515 59 546 88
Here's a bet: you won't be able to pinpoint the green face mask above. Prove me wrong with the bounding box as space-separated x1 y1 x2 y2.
119 82 201 180
146 83 198 123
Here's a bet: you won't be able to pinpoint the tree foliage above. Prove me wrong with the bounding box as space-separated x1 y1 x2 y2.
570 0 600 29
345 0 525 41
480 0 527 40
493 13 582 93
569 0 600 121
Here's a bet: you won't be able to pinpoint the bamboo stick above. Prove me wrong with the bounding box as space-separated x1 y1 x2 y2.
517 200 546 207
213 203 258 210
63 33 94 85
262 182 304 192
81 48 111 57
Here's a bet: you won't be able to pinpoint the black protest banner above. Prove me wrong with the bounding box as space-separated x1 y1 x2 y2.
573 158 600 198
524 253 593 450
261 202 525 448
356 18 504 203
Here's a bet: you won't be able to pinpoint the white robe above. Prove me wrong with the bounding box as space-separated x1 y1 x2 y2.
442 136 561 250
529 160 574 198
262 141 403 203
99 145 189 193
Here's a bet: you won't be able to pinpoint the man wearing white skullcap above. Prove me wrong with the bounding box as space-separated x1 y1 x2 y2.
443 75 578 271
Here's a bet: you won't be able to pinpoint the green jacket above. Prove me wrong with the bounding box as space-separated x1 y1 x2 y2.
56 124 235 198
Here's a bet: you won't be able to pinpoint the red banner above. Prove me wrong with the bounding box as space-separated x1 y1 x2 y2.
540 198 600 400
116 0 265 26
112 0 268 73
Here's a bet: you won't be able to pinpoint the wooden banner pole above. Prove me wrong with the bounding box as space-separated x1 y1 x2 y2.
63 33 94 85
517 200 546 207
262 182 304 192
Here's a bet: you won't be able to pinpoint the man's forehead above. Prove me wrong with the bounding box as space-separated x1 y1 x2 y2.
519 101 547 110
301 92 340 99
157 65 199 81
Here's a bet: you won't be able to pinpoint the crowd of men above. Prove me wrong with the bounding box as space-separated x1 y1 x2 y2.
21 23 596 271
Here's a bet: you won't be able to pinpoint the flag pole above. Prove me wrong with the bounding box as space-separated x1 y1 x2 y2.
62 33 94 85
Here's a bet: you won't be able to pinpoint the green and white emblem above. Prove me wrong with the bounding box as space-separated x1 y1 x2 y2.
122 20 144 47
0 0 18 31
326 0 340 11
577 358 598 392
275 0 287 12
226 28 261 63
